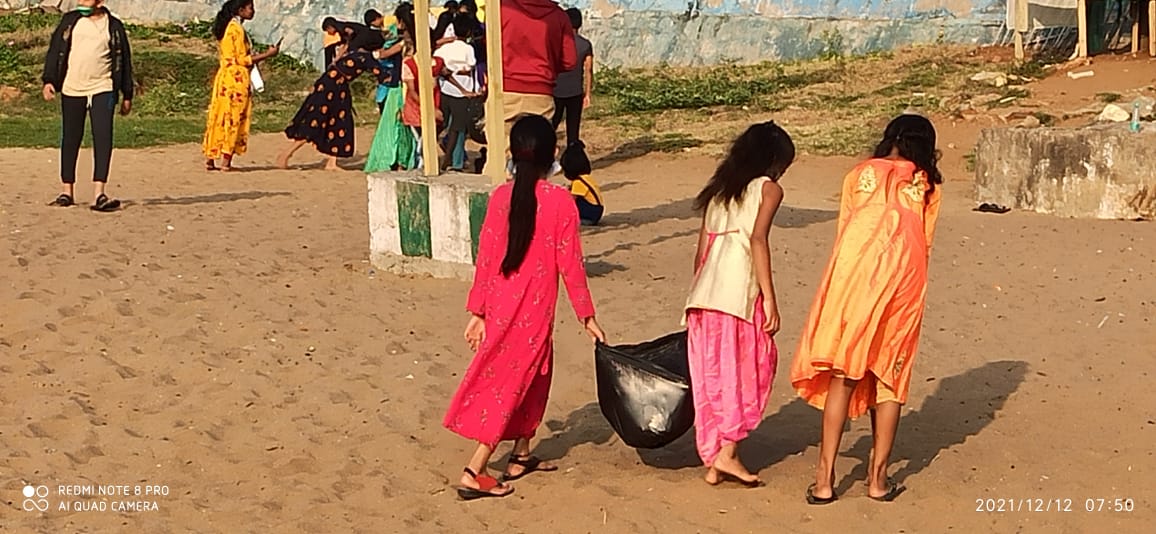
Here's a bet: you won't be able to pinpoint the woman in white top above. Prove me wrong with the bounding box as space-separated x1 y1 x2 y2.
684 121 795 487
41 0 134 212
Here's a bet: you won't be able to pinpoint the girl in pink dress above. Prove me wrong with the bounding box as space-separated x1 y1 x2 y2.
684 121 795 487
444 114 606 500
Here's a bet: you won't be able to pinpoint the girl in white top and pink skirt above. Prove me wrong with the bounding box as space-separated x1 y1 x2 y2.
684 121 795 487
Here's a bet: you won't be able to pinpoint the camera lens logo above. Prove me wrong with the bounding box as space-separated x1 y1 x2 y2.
22 485 49 512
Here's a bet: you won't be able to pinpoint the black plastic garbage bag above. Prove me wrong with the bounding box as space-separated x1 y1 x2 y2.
595 332 694 449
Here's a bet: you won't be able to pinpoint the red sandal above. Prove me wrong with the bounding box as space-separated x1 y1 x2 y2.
456 468 513 501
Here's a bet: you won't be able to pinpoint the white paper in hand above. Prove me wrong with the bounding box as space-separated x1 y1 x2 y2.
250 65 265 93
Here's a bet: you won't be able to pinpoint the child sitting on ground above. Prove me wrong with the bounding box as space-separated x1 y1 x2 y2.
560 141 603 226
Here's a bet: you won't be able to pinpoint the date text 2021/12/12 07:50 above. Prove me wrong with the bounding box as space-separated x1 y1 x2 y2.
975 498 1136 513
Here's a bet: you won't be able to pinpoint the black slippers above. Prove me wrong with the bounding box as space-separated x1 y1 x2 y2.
49 193 121 212
50 194 74 207
91 194 122 212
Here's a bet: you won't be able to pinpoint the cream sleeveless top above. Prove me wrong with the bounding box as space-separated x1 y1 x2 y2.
684 177 770 323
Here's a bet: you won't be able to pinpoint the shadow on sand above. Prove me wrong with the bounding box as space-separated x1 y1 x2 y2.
612 360 1029 484
533 402 616 462
836 359 1029 492
592 198 836 232
633 397 819 471
139 191 292 206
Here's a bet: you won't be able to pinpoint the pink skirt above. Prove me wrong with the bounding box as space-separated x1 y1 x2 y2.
685 297 777 466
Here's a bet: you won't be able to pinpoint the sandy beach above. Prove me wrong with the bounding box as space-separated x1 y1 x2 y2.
2 66 1155 531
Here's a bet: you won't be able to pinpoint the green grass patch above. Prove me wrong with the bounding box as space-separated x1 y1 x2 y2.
876 58 959 97
596 62 839 113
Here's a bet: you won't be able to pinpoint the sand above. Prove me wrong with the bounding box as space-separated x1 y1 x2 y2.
2 64 1155 532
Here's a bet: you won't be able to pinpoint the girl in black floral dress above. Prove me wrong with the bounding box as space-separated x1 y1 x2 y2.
277 29 388 171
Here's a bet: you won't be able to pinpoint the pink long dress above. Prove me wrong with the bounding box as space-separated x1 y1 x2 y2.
444 180 596 448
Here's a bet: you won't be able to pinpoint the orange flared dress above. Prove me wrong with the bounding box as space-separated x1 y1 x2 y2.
790 158 941 419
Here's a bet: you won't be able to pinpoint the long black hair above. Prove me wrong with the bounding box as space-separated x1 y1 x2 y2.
694 120 795 212
501 115 557 277
345 22 385 52
872 114 943 197
432 1 460 41
394 3 415 33
212 0 253 41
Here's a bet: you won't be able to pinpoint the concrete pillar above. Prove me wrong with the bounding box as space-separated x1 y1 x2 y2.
367 171 491 279
974 125 1156 220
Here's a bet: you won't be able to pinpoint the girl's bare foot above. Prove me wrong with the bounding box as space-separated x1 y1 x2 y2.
205 159 217 171
324 157 341 171
711 455 759 485
275 152 291 169
704 466 722 485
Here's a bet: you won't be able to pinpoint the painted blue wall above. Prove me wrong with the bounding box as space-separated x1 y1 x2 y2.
566 0 1005 20
561 0 1009 66
94 0 1010 67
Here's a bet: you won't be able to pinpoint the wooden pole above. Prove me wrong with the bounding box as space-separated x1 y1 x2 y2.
1014 0 1027 60
1077 0 1089 58
1131 0 1140 55
415 0 440 177
1149 0 1155 56
483 0 506 185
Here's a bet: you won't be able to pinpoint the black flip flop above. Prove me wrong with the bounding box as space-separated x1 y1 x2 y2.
456 468 513 501
868 478 905 502
49 194 74 207
974 202 1011 214
806 483 838 505
91 194 122 212
501 454 559 482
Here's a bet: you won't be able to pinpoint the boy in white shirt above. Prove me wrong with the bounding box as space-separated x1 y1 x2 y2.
433 15 478 171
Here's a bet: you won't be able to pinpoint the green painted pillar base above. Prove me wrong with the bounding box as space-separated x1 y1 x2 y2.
368 171 493 280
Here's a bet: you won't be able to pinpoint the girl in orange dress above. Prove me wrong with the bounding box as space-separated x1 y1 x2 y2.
790 114 942 504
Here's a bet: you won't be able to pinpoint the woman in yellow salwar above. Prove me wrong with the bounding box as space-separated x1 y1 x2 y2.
203 0 279 171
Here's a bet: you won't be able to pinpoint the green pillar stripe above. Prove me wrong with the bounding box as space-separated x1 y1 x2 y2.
468 192 489 263
396 181 432 258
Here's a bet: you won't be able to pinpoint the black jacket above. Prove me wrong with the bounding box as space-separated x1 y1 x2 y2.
41 8 134 102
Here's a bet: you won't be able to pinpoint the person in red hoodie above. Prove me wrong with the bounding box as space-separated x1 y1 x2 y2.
483 0 576 176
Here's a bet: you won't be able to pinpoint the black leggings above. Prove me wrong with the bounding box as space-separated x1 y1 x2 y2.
61 92 116 184
551 94 583 145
